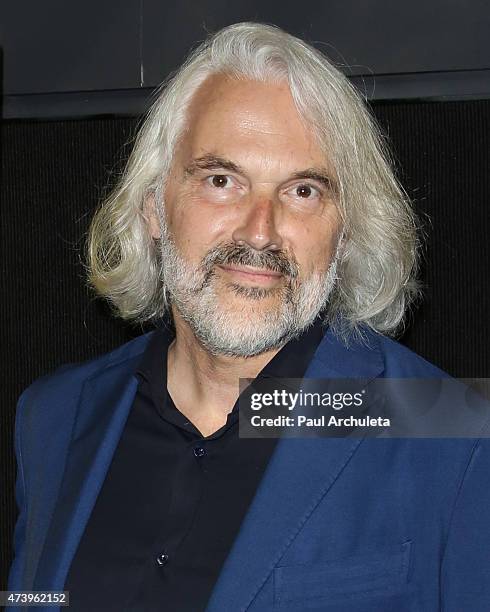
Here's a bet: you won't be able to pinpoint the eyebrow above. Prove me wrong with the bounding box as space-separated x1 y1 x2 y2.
183 154 337 192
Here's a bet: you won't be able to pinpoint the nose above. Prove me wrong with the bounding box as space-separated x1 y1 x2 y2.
231 196 283 251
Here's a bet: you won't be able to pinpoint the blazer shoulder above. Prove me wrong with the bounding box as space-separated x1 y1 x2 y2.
364 328 450 378
16 332 154 425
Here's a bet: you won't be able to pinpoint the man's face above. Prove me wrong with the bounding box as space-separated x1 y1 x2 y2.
149 74 343 356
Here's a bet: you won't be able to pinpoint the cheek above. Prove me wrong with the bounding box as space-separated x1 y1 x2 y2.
166 193 232 259
294 216 342 274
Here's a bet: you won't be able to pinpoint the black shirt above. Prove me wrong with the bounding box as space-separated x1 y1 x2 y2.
65 317 326 611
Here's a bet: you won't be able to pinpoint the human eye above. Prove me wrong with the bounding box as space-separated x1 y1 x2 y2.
205 174 234 189
287 183 323 201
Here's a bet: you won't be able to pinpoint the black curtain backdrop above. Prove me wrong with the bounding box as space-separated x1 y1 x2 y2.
1 100 489 587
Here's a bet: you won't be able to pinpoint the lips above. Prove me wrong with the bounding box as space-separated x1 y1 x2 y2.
218 264 283 278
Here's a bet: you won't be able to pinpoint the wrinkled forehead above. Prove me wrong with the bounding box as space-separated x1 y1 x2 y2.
173 74 335 177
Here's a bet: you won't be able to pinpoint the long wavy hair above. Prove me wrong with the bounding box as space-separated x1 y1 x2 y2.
87 21 421 338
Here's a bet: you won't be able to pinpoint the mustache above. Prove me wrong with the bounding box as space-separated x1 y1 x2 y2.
199 243 299 279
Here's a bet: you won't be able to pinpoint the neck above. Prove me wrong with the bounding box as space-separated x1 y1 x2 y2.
166 308 284 436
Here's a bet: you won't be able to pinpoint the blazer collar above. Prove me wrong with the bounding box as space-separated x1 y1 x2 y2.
32 353 143 592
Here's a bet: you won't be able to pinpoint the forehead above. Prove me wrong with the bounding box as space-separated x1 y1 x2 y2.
177 74 329 171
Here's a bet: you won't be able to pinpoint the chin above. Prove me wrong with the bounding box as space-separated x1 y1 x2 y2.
219 295 284 319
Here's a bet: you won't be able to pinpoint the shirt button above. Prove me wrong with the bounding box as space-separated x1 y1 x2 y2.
193 446 206 458
156 553 169 566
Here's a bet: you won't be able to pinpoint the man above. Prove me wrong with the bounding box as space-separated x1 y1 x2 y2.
7 22 490 612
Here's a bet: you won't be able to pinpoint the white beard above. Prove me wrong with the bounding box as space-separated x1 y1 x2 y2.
156 209 341 357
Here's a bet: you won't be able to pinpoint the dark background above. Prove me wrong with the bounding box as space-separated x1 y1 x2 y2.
2 0 490 118
1 0 489 590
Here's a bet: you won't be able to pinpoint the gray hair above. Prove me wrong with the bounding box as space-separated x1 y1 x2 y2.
87 21 420 337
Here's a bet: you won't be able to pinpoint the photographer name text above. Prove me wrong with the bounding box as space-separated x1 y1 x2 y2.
249 414 390 428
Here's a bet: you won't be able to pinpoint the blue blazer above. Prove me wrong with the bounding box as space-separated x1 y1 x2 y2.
7 325 490 611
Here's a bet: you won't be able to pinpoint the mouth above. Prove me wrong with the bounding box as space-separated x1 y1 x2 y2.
217 264 284 284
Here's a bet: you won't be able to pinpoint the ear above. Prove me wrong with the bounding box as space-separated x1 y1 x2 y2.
143 193 161 239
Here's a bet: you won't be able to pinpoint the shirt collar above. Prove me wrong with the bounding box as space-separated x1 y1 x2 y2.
256 315 327 380
136 315 327 387
136 320 174 385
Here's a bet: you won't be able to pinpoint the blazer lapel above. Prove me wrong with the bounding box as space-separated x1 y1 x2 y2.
32 355 142 592
206 327 385 612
